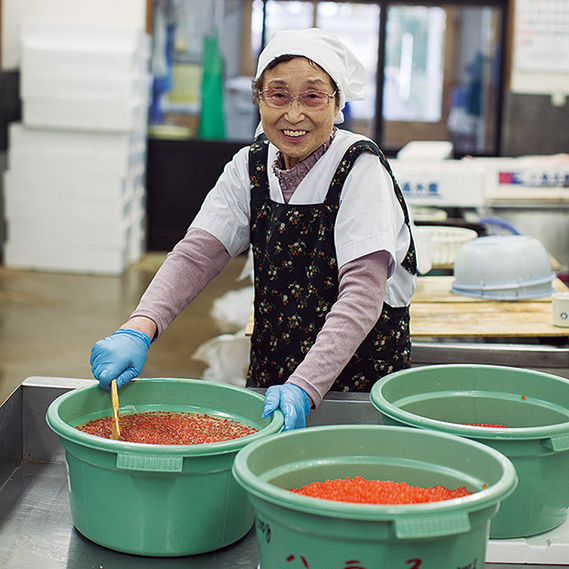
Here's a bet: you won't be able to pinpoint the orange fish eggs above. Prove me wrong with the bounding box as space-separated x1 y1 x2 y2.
289 476 472 505
76 411 257 445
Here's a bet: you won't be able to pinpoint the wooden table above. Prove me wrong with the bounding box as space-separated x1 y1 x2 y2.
411 276 569 338
246 276 569 339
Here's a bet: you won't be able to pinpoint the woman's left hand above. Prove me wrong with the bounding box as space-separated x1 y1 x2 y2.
262 383 310 430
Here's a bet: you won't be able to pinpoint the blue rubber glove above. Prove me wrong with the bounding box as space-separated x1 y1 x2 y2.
90 328 151 391
262 384 310 431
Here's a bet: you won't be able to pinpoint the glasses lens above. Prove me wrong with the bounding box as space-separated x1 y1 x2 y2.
260 89 333 109
300 91 329 108
262 89 290 107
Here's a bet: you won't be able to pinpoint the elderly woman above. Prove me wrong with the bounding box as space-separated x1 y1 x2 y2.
90 28 417 430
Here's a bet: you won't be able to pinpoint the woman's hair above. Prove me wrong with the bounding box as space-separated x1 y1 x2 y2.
251 55 340 107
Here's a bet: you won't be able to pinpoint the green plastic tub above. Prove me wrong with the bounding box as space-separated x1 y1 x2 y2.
370 364 569 538
232 425 517 569
46 378 283 556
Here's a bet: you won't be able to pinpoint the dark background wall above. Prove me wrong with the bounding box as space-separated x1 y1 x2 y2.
145 137 246 250
502 92 569 157
0 71 20 151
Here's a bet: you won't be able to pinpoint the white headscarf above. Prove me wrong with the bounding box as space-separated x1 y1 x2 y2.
254 28 366 125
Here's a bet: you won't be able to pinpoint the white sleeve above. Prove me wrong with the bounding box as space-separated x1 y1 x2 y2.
334 151 404 273
189 145 252 257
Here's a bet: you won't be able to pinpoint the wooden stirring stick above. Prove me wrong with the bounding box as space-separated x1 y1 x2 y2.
110 379 121 440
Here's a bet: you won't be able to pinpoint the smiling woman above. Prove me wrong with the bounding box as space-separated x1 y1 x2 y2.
91 28 417 433
256 57 339 168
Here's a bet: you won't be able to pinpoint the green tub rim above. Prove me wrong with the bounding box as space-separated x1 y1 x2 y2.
46 377 284 457
370 364 569 442
232 424 518 523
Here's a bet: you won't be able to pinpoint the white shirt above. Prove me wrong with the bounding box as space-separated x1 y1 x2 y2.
190 129 415 307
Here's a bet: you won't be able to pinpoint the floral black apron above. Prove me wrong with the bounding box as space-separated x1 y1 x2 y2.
247 139 416 392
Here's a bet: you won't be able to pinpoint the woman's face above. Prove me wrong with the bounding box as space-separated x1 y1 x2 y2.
259 57 340 169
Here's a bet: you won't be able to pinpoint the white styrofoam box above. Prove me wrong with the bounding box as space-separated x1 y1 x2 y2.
20 19 150 75
129 236 146 265
8 123 146 177
4 170 137 225
3 158 145 202
22 97 147 133
21 43 149 81
9 121 145 153
3 195 147 275
390 159 486 208
21 69 150 102
4 206 147 276
20 18 148 52
3 170 138 205
3 170 147 252
3 237 130 276
7 152 146 189
129 183 147 220
128 209 147 264
465 155 569 197
5 190 135 225
396 141 454 161
6 212 133 250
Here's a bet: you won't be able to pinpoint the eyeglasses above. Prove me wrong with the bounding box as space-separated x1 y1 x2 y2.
259 88 336 110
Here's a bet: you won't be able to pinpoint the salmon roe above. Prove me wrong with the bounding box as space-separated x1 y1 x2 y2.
467 423 507 428
289 476 472 505
76 411 257 445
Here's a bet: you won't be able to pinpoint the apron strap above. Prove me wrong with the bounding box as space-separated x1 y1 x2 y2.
248 140 270 209
328 139 417 276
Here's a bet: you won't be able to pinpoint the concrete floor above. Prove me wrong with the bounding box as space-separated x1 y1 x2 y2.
0 253 250 404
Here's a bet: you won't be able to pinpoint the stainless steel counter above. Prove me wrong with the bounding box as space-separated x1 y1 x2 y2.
411 340 569 380
1 376 568 568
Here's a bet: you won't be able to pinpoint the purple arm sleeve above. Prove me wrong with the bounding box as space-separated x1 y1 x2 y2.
286 250 390 408
130 228 232 340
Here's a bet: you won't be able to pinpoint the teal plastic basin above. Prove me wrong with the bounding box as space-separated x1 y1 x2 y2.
370 364 569 538
46 378 283 556
233 425 516 569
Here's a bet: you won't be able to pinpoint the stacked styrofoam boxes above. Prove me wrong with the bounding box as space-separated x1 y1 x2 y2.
3 19 150 275
19 19 149 132
465 156 569 201
390 159 486 208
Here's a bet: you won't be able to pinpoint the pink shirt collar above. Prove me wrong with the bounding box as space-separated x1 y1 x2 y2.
272 127 337 203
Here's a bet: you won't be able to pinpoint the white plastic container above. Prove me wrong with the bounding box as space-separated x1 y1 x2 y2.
553 292 569 327
452 235 556 300
420 225 478 267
